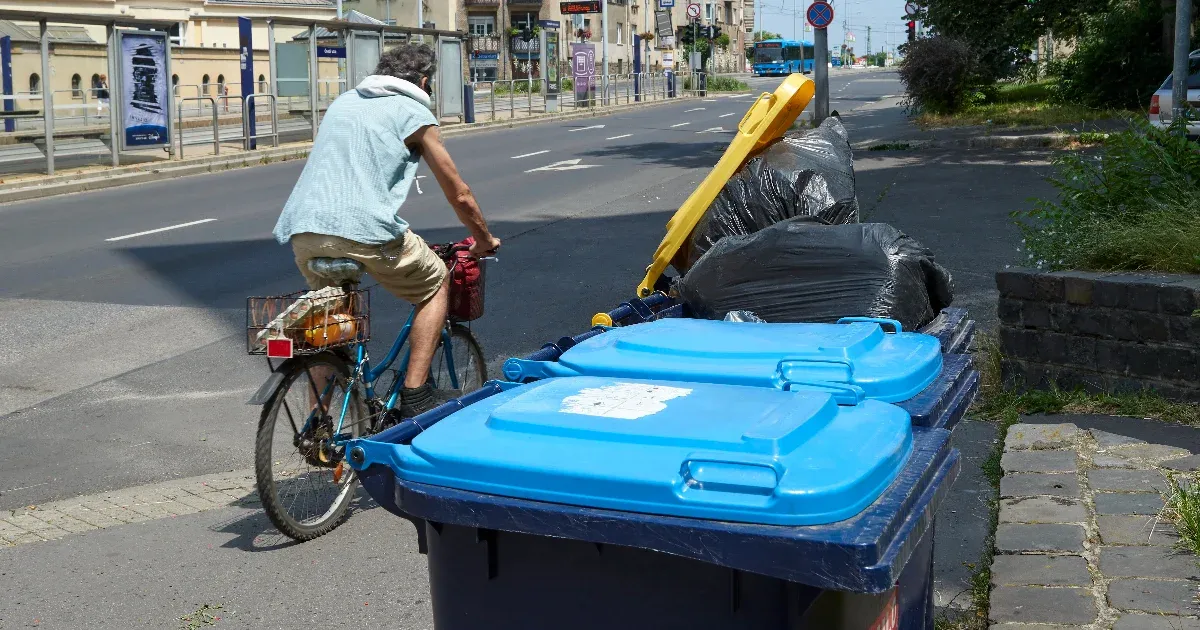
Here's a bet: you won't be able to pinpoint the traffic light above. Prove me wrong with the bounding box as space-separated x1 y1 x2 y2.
906 21 916 43
705 25 721 40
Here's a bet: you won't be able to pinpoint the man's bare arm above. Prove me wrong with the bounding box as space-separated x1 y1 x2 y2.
407 125 500 255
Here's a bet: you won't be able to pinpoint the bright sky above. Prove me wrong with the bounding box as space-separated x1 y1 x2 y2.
755 0 910 55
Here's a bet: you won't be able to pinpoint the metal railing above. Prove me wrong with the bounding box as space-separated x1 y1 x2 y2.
177 96 218 159
244 93 279 149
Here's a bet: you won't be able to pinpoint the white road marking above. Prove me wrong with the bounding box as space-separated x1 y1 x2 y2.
105 219 217 243
526 158 601 173
570 124 606 131
670 122 690 128
684 107 705 112
696 127 725 133
702 99 717 102
718 112 736 118
511 150 550 159
606 134 633 140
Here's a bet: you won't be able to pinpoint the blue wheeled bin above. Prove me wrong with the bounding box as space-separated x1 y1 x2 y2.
504 309 979 431
350 376 960 630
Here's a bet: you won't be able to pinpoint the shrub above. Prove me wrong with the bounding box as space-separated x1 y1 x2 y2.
898 36 979 114
682 75 748 91
1016 117 1200 274
1048 0 1169 110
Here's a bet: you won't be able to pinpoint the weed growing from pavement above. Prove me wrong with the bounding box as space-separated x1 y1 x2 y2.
179 603 222 629
940 334 1200 628
867 142 915 151
1163 474 1200 557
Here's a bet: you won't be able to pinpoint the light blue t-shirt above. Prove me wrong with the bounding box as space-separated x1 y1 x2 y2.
273 76 439 246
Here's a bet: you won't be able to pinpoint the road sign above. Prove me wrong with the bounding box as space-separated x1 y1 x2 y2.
806 1 834 29
659 0 675 7
904 1 918 16
317 46 346 58
686 3 701 19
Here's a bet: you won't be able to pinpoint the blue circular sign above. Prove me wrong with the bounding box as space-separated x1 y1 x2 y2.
807 1 834 29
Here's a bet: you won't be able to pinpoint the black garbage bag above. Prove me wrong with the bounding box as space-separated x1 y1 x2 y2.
683 116 859 270
677 219 955 331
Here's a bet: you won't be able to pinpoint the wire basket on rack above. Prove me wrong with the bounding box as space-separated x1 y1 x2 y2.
246 286 370 356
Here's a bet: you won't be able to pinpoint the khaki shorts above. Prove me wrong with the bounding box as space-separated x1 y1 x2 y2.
291 231 448 304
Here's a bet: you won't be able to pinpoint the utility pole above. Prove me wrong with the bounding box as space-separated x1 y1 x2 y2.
602 0 609 103
814 25 828 122
866 25 870 55
336 0 343 19
1172 0 1191 126
385 0 391 23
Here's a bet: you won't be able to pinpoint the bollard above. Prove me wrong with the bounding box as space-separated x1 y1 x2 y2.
666 71 676 98
463 84 475 124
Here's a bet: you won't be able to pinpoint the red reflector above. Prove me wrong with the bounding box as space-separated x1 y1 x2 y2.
266 338 294 359
869 591 899 630
1150 95 1160 115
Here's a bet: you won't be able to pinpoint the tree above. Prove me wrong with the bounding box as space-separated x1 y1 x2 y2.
752 30 783 41
915 0 1106 81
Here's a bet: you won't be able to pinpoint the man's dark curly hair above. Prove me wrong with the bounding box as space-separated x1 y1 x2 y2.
374 43 437 85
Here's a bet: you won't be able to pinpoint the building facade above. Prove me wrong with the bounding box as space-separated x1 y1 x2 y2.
0 0 336 109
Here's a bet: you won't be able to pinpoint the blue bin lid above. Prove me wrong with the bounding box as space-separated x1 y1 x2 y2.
521 318 943 402
384 376 913 526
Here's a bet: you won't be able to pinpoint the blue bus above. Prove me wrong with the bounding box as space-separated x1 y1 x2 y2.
752 39 816 76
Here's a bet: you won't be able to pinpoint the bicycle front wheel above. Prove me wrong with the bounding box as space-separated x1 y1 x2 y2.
254 352 366 541
430 324 488 398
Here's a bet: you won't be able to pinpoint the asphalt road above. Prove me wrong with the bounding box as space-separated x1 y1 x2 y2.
0 68 1054 628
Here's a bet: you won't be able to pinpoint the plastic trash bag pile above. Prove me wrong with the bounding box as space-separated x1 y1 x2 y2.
677 116 954 331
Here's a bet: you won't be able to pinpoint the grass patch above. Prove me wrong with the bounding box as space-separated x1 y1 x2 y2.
1017 117 1200 274
682 75 749 92
868 142 915 151
916 81 1125 129
1163 473 1200 557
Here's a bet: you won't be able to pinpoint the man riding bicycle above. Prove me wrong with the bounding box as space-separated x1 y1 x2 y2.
273 43 500 419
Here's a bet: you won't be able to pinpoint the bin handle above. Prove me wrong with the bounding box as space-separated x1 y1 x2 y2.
736 91 774 135
780 380 865 406
776 357 854 379
836 317 904 333
678 459 779 498
501 358 577 383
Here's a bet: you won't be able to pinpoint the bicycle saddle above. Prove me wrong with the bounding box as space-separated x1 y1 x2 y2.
307 258 365 285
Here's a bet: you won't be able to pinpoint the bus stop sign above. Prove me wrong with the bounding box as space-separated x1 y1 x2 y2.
806 1 834 29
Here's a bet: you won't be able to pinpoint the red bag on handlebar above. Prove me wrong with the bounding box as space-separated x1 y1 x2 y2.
445 237 485 322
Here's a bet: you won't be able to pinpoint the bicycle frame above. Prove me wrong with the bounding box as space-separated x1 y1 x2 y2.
329 307 461 442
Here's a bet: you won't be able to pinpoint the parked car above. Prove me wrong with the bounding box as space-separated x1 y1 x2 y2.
1149 50 1200 135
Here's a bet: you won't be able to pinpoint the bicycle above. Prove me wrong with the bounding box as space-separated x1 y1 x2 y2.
246 242 490 541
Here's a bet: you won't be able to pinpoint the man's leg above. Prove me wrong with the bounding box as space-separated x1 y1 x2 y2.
404 274 450 389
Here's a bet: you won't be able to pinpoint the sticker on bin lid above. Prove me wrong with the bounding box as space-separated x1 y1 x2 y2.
560 382 692 419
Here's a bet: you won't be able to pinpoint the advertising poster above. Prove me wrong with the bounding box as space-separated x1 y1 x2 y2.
570 43 595 103
120 32 169 148
545 31 560 95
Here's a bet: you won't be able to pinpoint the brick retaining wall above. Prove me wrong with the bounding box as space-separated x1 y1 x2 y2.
996 269 1200 402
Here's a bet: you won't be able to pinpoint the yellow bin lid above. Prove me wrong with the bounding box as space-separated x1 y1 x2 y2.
636 73 815 297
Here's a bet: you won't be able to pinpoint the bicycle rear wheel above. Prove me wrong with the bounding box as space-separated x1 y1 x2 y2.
254 352 366 541
429 324 487 398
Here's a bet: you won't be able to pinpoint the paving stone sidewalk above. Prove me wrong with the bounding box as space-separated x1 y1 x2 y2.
0 470 257 546
991 423 1200 629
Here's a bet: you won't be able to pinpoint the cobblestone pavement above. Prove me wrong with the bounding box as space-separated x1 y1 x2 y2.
0 470 256 546
991 423 1200 629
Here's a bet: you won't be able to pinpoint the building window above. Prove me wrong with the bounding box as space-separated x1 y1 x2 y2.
705 3 713 20
201 74 210 95
171 74 180 95
29 73 40 94
468 15 495 36
217 74 226 95
71 74 82 98
584 18 592 39
617 23 623 44
258 74 267 94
